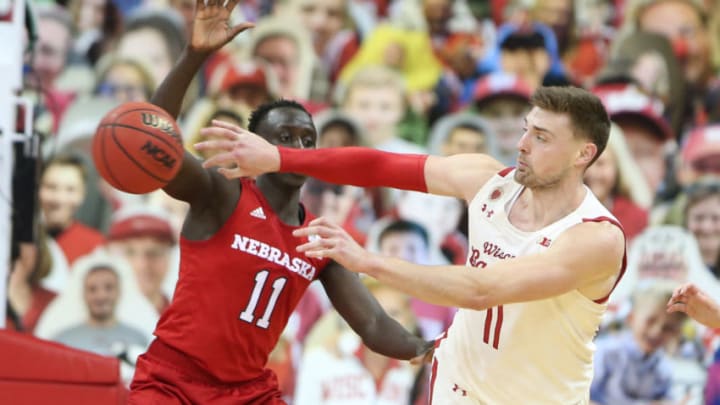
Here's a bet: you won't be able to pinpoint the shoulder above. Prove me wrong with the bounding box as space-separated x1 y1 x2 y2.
559 221 625 252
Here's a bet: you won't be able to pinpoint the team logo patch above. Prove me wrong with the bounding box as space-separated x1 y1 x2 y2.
538 237 552 247
490 188 503 200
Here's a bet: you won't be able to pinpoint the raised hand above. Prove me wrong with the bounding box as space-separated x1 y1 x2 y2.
292 217 378 273
196 120 281 178
667 283 720 328
190 0 254 54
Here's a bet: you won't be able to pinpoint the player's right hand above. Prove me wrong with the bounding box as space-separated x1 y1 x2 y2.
189 0 254 54
197 120 281 179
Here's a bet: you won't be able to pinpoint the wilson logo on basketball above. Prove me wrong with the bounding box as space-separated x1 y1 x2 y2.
140 141 177 169
141 113 181 143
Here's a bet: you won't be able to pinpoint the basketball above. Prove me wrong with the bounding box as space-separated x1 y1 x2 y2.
92 102 184 194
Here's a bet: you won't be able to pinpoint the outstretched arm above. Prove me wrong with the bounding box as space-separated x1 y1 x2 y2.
196 121 504 202
153 0 253 205
299 218 625 309
667 283 720 328
319 262 434 360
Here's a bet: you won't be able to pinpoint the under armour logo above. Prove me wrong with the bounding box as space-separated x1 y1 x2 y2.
452 383 467 397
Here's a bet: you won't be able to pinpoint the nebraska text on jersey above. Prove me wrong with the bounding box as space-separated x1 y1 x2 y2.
231 234 316 280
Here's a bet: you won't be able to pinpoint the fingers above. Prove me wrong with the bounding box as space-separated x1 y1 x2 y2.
230 22 255 37
200 126 240 141
225 0 240 11
210 119 244 133
217 166 245 179
202 151 241 170
206 0 217 6
293 224 337 240
196 0 206 10
667 301 688 314
194 139 236 152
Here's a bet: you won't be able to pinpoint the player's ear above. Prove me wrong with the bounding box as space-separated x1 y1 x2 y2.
577 142 597 167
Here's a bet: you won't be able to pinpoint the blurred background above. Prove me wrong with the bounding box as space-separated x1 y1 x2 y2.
2 0 720 404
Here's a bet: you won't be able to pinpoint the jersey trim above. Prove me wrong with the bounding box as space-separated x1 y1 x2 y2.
498 167 515 177
582 216 627 304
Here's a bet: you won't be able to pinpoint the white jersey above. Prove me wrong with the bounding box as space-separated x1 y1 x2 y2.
433 168 626 405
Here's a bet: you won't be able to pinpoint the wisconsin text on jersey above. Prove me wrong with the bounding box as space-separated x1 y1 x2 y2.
468 241 516 267
231 234 316 280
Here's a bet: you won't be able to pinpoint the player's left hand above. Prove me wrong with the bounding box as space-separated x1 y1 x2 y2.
293 217 377 273
196 120 280 178
410 340 435 366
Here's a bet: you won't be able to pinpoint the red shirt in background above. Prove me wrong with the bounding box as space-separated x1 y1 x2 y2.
55 221 105 266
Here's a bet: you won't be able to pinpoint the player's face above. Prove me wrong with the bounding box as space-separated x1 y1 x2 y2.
514 107 584 189
583 146 618 203
686 194 720 267
379 231 429 264
39 164 86 232
261 107 317 187
109 237 171 299
629 302 684 354
83 268 120 322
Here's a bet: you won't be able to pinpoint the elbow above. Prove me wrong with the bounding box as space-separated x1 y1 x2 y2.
460 293 493 311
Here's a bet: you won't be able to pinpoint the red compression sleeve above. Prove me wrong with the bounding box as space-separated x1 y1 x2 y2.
278 146 428 192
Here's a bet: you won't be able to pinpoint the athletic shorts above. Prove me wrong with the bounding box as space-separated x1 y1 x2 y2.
129 339 285 405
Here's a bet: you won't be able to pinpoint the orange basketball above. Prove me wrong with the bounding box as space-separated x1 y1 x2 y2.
92 102 184 194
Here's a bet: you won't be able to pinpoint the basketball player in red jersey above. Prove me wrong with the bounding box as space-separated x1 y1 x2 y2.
127 1 433 403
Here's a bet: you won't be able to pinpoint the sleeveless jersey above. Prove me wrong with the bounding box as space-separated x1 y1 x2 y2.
154 178 330 383
434 168 626 404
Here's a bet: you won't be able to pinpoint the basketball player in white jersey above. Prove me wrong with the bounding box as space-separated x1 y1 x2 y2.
197 86 627 404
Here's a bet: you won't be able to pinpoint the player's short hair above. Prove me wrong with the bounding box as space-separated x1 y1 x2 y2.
247 99 312 135
42 153 89 184
530 86 610 166
378 219 429 248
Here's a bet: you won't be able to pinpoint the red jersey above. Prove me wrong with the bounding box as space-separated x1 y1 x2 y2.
154 178 330 383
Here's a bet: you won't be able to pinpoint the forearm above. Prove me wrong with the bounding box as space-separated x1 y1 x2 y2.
155 48 215 203
279 147 429 192
151 49 208 119
360 314 432 360
366 257 490 310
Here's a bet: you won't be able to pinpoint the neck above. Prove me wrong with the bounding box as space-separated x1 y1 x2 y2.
519 177 587 229
361 346 391 381
256 175 303 225
87 317 117 328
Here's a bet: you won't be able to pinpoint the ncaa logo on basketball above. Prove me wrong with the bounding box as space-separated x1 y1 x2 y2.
140 141 177 169
141 113 182 143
